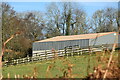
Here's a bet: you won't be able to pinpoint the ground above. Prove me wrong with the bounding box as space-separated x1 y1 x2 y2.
2 52 119 78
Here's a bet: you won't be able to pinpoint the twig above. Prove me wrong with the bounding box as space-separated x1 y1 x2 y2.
87 47 92 75
0 31 21 79
103 33 118 79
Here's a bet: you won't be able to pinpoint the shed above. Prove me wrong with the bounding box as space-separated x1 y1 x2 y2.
33 32 119 55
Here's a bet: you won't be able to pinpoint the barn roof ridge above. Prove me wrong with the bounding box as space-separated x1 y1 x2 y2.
55 32 116 37
34 32 117 43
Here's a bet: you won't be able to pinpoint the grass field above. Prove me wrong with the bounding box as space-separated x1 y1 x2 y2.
2 52 118 78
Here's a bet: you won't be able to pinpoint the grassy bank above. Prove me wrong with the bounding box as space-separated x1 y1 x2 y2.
2 52 118 78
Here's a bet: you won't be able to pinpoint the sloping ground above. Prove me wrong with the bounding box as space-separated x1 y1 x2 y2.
87 51 120 79
3 52 119 78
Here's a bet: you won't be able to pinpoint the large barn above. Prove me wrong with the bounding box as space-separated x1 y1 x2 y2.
33 32 120 55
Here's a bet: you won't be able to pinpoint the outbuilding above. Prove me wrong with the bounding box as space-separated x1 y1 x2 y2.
33 32 119 56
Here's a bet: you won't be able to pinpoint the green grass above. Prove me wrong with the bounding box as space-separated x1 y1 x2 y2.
2 52 118 78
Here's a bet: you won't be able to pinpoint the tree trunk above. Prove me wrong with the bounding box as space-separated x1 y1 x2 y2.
0 48 4 79
66 10 71 35
0 56 2 79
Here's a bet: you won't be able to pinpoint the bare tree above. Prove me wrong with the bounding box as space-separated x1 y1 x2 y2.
45 3 62 38
91 8 118 33
45 2 88 37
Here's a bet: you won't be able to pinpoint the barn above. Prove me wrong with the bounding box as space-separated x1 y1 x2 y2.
33 32 119 56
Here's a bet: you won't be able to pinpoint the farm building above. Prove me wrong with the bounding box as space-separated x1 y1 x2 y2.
33 32 120 56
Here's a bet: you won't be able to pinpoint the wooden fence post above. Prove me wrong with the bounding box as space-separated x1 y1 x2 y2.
7 73 10 79
17 74 20 79
15 74 17 79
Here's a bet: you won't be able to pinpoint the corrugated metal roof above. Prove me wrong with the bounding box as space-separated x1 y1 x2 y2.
35 32 116 43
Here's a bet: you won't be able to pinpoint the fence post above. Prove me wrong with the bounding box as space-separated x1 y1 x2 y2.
7 73 10 79
77 49 80 56
15 74 17 79
80 49 83 55
45 50 48 60
28 57 30 62
17 74 20 79
71 47 74 57
16 59 19 65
